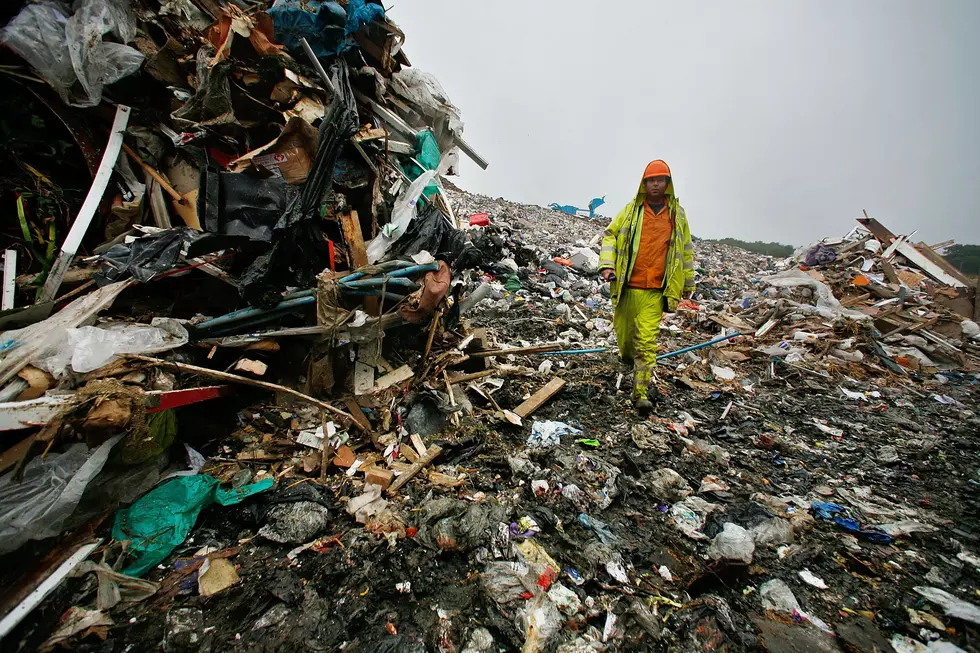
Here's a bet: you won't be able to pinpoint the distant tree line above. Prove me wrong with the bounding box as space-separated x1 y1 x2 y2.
701 238 795 258
942 244 980 275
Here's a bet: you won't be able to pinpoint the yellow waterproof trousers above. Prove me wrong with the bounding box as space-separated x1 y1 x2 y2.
613 288 663 400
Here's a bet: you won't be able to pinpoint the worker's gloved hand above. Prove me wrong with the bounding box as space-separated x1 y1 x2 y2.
600 269 615 282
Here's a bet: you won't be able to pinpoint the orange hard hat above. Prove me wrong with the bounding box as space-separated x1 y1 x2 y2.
643 160 671 179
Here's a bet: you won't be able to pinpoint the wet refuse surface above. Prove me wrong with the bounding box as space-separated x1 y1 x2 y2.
0 2 977 644
5 288 979 652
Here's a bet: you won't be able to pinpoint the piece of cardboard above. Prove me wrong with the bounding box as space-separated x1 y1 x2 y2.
228 118 318 185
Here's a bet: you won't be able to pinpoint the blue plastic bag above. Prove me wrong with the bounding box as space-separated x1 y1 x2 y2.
810 501 892 543
268 0 384 58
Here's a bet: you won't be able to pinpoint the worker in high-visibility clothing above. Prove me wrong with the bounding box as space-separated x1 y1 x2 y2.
598 160 695 412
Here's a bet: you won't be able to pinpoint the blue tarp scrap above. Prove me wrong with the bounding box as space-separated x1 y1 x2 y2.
268 0 385 58
345 0 385 36
810 501 893 543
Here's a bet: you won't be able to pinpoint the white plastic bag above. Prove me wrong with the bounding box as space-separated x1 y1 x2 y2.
66 0 144 106
708 522 755 563
1 2 77 102
37 318 189 377
760 578 800 612
366 170 436 263
0 435 121 554
68 319 189 373
762 269 869 321
2 0 143 107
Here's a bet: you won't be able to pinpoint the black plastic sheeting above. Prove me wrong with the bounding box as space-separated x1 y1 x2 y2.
199 167 298 242
95 228 232 284
388 203 451 262
388 203 505 275
240 59 359 309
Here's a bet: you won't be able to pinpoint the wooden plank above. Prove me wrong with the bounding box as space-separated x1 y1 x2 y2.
340 210 377 315
400 445 418 463
856 215 897 244
0 540 102 639
386 445 442 496
513 378 567 419
409 433 428 458
145 385 233 413
371 365 414 392
879 260 900 285
0 434 36 474
881 233 911 260
340 211 369 268
840 293 871 308
0 396 71 431
343 397 372 432
428 471 464 487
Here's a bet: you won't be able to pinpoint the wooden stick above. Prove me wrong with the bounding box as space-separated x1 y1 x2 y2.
416 310 442 381
468 343 561 358
448 368 502 384
121 143 185 204
386 444 442 496
421 310 442 364
443 370 460 427
128 355 357 426
319 412 328 482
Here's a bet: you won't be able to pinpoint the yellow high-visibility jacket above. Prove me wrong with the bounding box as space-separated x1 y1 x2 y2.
598 174 695 311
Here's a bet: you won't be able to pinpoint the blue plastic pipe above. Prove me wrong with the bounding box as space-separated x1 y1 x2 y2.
339 260 414 283
339 277 418 290
657 332 743 361
196 295 316 331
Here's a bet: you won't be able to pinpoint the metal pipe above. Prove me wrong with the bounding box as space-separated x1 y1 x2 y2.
300 38 338 96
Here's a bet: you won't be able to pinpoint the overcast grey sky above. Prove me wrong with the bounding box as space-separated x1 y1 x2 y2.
393 1 980 246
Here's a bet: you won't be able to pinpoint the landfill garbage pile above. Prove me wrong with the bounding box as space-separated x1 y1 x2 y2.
0 3 979 653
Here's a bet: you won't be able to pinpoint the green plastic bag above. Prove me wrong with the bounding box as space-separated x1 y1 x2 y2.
403 129 440 198
112 475 273 577
505 274 521 292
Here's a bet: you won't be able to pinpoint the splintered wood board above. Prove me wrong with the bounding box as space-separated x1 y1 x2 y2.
513 378 567 419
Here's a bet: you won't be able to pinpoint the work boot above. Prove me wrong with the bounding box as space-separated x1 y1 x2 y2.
634 397 653 414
